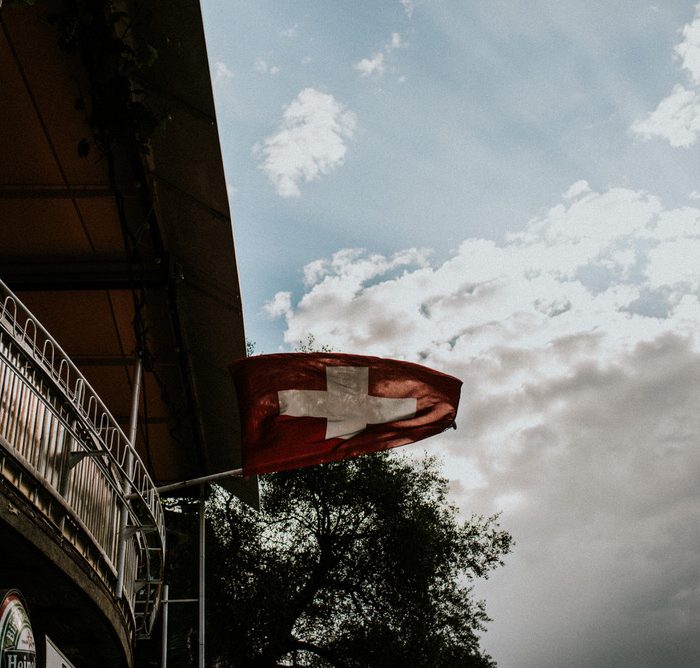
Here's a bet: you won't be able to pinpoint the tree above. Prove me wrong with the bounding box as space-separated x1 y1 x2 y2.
176 450 512 667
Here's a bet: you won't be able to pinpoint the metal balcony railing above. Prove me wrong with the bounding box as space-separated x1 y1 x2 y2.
0 279 165 638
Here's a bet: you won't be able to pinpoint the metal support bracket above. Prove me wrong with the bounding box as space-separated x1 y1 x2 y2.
67 450 109 469
134 577 163 593
121 523 157 539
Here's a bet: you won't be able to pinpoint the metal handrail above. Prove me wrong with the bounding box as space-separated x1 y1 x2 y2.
0 279 165 638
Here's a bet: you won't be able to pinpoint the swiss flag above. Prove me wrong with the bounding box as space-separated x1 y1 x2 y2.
229 353 462 475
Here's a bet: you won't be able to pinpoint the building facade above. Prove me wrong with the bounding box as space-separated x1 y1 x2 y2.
0 1 252 664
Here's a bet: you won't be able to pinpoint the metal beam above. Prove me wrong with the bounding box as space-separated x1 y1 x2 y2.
3 263 169 291
0 186 136 199
70 355 139 367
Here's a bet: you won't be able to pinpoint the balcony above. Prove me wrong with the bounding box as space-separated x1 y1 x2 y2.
1 1 256 662
0 279 164 663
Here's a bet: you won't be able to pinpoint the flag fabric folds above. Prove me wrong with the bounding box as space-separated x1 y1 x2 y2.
229 353 462 475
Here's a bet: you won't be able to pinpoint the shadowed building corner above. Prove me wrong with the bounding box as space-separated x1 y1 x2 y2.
0 0 255 665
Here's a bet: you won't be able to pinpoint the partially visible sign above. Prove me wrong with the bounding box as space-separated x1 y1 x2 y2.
45 637 75 668
0 590 35 668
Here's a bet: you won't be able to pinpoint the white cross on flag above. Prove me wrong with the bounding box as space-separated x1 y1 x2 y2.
229 353 462 475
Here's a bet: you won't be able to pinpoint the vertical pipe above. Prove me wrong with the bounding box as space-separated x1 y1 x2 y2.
116 357 142 598
161 584 169 668
199 485 206 668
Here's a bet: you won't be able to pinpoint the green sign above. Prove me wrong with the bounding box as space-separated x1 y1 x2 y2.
0 591 35 668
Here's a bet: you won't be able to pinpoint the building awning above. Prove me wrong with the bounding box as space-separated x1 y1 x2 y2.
0 0 257 505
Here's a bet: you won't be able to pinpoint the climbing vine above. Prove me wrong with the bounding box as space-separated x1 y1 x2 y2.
2 0 168 157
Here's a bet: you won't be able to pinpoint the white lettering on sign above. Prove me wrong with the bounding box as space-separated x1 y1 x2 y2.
5 654 36 668
278 366 417 439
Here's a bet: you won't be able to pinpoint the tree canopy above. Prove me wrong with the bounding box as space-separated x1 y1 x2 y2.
165 451 512 667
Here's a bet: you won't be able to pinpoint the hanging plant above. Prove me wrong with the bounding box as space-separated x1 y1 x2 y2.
54 0 168 157
2 0 168 157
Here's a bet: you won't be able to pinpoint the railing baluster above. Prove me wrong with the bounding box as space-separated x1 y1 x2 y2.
0 353 10 438
7 361 20 446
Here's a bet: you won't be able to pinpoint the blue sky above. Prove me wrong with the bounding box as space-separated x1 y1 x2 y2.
202 2 700 666
204 1 699 353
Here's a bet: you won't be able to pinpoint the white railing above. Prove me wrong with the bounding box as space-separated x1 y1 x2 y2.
0 279 165 638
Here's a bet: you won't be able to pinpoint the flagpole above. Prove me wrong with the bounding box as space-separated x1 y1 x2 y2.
161 584 169 668
128 467 244 500
198 484 206 668
116 357 142 598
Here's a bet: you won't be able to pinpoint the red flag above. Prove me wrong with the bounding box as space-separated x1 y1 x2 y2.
229 353 462 475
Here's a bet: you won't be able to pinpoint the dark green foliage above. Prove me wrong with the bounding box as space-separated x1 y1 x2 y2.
48 0 167 157
295 333 333 354
4 0 167 156
168 452 511 667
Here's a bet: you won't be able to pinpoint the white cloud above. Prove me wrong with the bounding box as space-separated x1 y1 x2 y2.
631 85 700 147
253 88 357 198
387 32 404 50
354 52 385 78
355 32 406 79
254 58 280 75
280 24 298 39
268 182 700 665
401 0 415 19
675 4 700 83
302 259 329 287
646 238 700 289
563 179 591 200
263 291 292 318
213 60 234 83
632 4 700 147
271 184 696 357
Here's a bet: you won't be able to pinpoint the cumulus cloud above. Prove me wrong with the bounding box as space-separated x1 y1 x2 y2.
632 4 700 146
354 52 385 78
388 32 404 50
272 184 685 357
253 88 356 198
280 24 298 39
354 32 405 79
254 58 280 75
676 4 700 83
267 183 700 666
213 60 234 83
563 179 591 200
263 291 292 319
631 85 700 147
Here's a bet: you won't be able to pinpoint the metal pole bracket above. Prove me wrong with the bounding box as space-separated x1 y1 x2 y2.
67 450 109 469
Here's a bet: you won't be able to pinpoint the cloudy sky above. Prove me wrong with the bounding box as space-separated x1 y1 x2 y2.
202 2 700 666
